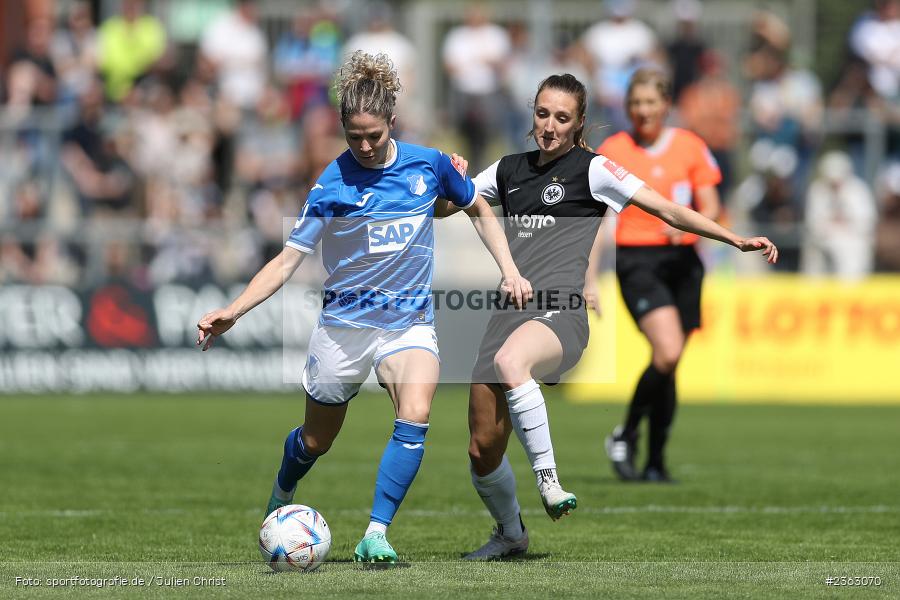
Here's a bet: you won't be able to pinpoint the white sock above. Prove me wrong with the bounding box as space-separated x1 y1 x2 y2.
535 467 560 487
471 455 524 539
506 379 557 472
365 521 387 536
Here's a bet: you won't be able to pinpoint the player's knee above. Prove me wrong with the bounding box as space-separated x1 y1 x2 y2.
493 348 526 385
396 391 431 424
469 447 504 475
652 346 683 374
299 431 335 456
397 403 430 424
468 431 505 472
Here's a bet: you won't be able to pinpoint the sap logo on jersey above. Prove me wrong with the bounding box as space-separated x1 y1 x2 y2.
367 214 426 253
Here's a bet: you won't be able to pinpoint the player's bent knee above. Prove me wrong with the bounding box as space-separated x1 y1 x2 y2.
397 397 431 424
299 432 335 456
468 431 505 470
397 407 430 424
492 348 526 385
652 348 683 374
468 445 504 474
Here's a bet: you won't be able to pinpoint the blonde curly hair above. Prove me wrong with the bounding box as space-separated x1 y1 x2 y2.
335 51 402 124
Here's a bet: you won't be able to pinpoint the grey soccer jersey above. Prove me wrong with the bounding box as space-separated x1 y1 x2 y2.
473 147 643 295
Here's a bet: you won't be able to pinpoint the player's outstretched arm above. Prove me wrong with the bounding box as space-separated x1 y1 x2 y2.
661 185 721 245
197 247 307 350
629 185 779 264
464 195 533 308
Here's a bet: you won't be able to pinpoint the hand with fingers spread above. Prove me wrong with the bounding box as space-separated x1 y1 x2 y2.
196 308 238 351
738 236 779 264
500 273 533 310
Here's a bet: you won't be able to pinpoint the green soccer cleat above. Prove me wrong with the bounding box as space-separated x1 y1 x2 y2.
265 494 287 519
264 482 294 518
353 531 398 564
537 469 578 520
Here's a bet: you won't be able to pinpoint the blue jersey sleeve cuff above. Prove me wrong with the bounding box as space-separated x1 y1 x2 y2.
454 189 477 210
286 240 316 254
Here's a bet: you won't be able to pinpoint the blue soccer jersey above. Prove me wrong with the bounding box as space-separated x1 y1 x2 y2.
286 140 476 329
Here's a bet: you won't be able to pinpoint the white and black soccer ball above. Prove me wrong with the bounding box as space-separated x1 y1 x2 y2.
259 505 331 572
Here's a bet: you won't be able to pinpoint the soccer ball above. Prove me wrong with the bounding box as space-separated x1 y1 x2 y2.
259 505 331 572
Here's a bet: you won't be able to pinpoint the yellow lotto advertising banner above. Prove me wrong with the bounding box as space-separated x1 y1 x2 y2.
567 274 900 404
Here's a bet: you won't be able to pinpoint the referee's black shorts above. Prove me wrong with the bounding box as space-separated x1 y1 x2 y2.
471 307 589 386
616 244 704 332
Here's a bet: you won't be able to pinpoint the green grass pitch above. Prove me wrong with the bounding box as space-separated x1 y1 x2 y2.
1 387 897 598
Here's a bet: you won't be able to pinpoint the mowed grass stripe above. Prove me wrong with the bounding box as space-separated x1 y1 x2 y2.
3 504 898 518
1 391 898 598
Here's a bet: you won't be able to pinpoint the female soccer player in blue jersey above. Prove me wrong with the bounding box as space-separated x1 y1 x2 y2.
196 51 529 564
439 73 777 560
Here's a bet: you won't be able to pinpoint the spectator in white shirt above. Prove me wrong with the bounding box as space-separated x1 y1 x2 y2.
581 0 658 136
344 3 419 139
442 5 511 171
850 0 900 101
200 0 267 110
803 151 877 279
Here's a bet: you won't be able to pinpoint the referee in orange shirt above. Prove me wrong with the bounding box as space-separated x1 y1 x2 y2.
598 68 722 482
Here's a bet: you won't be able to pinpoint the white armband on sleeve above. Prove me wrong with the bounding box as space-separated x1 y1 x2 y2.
589 155 645 213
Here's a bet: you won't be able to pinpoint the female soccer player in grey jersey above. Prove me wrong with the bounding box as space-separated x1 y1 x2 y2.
438 73 777 559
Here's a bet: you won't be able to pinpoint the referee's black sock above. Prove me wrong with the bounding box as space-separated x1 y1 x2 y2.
623 364 668 437
647 374 677 470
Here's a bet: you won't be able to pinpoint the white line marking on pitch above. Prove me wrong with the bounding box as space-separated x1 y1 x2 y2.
1 505 896 518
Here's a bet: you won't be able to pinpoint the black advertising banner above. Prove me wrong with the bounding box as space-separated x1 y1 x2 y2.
0 283 311 393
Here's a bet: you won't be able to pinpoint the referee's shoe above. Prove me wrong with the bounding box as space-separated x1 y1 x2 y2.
642 465 677 483
605 425 639 481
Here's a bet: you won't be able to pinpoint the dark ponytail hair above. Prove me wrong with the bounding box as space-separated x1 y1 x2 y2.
529 73 591 150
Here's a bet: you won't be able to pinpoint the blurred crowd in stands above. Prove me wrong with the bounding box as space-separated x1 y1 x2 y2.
1 0 899 290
